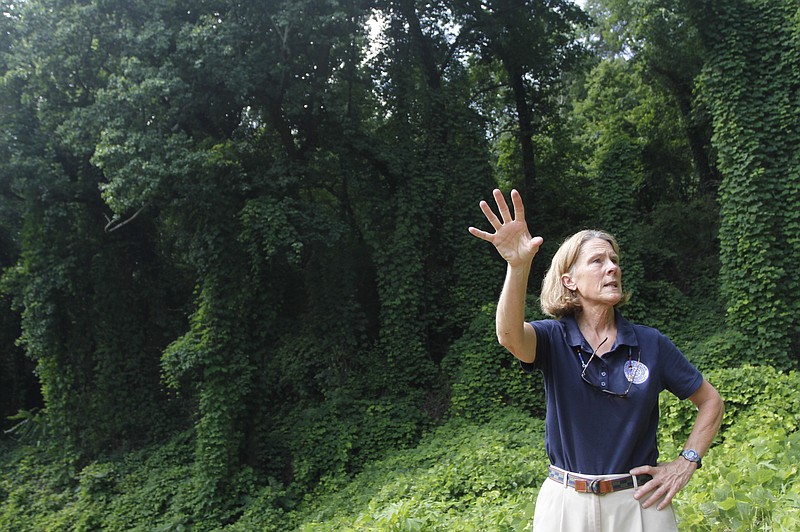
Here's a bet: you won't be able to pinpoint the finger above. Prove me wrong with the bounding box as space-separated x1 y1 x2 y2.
479 200 503 230
493 189 512 224
630 466 655 476
631 466 659 503
468 226 494 242
639 479 678 510
640 490 671 510
633 478 658 501
528 236 544 253
637 486 660 508
649 482 678 511
510 189 526 221
657 491 677 511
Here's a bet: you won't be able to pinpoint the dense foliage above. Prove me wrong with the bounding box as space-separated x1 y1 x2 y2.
2 372 799 530
0 0 798 530
688 0 800 369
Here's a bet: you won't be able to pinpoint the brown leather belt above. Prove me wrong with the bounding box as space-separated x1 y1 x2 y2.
548 466 652 495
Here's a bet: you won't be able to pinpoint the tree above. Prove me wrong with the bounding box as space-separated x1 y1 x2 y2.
448 0 589 208
0 0 192 457
686 0 800 368
585 0 719 196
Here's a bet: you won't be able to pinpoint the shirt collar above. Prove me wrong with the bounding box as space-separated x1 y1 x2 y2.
561 309 639 351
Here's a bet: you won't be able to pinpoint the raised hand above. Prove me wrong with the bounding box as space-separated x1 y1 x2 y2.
468 189 543 267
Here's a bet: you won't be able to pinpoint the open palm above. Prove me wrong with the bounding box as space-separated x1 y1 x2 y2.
468 189 543 266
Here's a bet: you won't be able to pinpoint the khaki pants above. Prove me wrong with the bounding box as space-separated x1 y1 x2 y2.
532 470 679 531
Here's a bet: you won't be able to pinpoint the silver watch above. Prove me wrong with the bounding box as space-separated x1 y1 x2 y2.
679 449 702 469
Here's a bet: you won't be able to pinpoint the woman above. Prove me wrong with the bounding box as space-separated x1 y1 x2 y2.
469 189 724 531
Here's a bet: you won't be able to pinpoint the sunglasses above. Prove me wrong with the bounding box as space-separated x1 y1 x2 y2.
577 338 641 398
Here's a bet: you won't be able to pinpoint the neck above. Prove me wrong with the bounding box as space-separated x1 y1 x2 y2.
575 305 616 351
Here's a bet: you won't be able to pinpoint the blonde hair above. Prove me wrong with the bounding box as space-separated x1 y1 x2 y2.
539 229 630 317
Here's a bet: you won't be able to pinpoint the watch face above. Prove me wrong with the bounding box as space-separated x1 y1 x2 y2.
682 449 699 462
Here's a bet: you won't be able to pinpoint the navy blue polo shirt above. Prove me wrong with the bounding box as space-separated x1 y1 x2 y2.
520 311 703 475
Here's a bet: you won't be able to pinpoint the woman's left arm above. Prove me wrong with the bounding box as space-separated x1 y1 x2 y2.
630 380 724 510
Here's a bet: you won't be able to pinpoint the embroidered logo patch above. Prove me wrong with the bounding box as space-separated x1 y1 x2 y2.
625 360 649 385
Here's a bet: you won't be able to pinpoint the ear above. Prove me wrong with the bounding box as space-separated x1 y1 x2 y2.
561 273 576 291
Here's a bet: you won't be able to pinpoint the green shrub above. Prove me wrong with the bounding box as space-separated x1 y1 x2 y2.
268 408 548 531
659 365 800 530
0 445 72 531
99 430 197 530
442 302 546 422
3 365 799 531
659 365 800 450
673 424 800 530
280 390 430 493
0 429 204 531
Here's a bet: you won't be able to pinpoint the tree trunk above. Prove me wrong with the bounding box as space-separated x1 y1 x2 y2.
507 63 536 207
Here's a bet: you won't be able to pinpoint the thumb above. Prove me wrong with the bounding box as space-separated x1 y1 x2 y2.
529 236 544 253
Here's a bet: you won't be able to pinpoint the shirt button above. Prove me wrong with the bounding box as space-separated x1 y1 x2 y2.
600 381 607 387
601 371 607 377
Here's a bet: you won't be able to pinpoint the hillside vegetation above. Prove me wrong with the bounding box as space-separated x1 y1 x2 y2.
1 0 798 529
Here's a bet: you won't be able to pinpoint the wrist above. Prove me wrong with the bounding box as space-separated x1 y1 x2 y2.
679 449 702 469
506 257 534 271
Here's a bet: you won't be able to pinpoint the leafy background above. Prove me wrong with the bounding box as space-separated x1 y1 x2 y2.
0 0 798 530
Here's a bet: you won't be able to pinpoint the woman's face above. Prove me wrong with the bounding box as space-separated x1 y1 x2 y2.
562 238 622 308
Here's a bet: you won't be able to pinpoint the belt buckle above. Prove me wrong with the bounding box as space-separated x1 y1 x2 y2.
573 478 607 495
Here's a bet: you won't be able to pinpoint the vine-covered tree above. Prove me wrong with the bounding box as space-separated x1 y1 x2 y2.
685 0 800 369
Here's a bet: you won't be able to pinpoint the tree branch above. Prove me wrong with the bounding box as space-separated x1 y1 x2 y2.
104 204 146 233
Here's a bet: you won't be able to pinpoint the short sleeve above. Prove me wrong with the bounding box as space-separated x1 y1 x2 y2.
658 332 703 399
517 320 558 374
